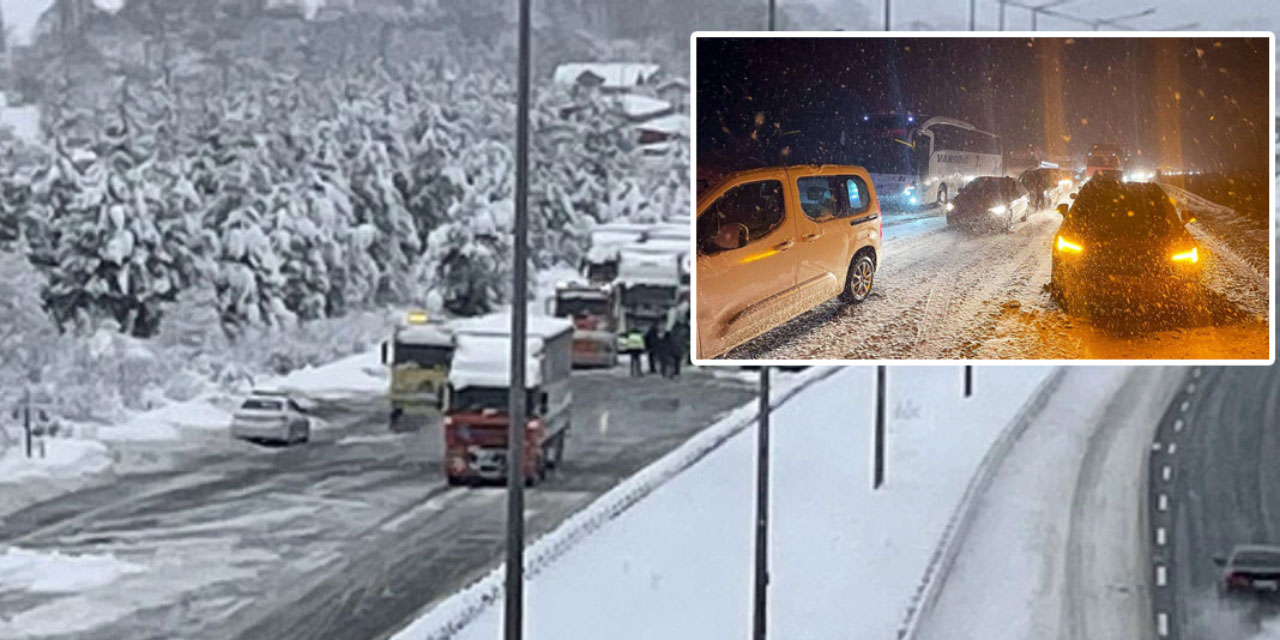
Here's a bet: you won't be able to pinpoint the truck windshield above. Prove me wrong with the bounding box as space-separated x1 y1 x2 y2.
586 261 618 283
622 284 677 306
451 387 542 417
555 296 609 318
394 343 452 367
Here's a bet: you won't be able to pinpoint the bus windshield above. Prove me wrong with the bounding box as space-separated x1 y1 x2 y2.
393 343 452 368
555 296 609 318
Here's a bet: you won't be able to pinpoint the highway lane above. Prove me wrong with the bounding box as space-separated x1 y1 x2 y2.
1154 366 1280 640
0 367 757 640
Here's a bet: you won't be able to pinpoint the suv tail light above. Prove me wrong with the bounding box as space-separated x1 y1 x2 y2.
1227 573 1250 588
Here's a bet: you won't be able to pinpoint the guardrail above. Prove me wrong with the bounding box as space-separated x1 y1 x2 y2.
895 367 1068 640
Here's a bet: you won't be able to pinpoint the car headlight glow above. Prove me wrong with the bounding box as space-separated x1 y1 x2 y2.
1171 247 1198 263
945 202 955 212
909 196 918 205
989 205 1007 215
1056 235 1083 253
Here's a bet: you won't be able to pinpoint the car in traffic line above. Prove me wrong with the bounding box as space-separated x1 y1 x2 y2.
695 164 882 360
1050 177 1202 313
231 390 312 445
946 176 1030 232
1214 544 1280 598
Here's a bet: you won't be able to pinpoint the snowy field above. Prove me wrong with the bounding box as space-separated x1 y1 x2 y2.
392 365 1061 640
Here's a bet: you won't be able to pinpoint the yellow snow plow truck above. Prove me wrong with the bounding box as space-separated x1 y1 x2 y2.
381 310 454 430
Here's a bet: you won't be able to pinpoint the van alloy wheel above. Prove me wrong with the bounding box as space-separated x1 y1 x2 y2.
843 254 875 304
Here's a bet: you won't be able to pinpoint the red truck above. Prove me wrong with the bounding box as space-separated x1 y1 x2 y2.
442 312 574 486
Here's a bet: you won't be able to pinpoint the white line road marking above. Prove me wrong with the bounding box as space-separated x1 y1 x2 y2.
1193 368 1202 378
1157 527 1167 546
1158 612 1169 636
1163 465 1172 481
1187 382 1197 393
1157 565 1168 586
1174 419 1184 432
1159 494 1169 511
1152 442 1163 451
1180 400 1190 412
599 410 610 435
1168 443 1177 455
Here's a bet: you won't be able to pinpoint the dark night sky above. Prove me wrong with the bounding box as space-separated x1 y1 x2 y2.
696 36 1270 173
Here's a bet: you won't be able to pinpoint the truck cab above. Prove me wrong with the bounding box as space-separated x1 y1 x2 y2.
381 311 453 430
583 224 648 285
552 281 623 368
442 313 574 486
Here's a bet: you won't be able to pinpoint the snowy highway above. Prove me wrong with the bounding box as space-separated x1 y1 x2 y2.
1157 366 1280 640
726 185 1268 361
0 368 756 640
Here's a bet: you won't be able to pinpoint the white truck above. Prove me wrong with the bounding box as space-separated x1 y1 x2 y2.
442 312 574 486
617 238 688 331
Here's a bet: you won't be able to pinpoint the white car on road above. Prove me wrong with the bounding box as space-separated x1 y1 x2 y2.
231 391 311 445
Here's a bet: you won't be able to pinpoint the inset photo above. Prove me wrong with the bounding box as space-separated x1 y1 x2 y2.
692 33 1273 363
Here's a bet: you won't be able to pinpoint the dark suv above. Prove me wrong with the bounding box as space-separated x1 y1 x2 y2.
1050 177 1201 312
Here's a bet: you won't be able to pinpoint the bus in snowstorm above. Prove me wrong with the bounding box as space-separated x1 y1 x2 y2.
837 113 1003 211
1084 143 1125 180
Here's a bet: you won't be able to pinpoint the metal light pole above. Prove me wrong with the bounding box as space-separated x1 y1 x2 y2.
753 367 771 640
768 0 775 30
504 0 532 637
998 0 1006 30
964 366 973 398
873 365 886 489
969 0 976 30
883 0 890 30
1029 0 1075 31
754 5 776 636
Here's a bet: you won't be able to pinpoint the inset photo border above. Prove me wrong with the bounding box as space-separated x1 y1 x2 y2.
689 31 1274 367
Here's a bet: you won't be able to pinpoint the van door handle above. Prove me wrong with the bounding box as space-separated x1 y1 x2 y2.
774 240 795 251
800 233 821 242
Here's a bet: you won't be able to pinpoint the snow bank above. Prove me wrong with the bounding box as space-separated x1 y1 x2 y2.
392 365 1058 640
258 349 386 400
0 547 144 594
0 439 111 483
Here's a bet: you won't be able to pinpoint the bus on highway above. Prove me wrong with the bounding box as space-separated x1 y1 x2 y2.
837 113 1003 211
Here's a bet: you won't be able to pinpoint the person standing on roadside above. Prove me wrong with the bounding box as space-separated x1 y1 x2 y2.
644 323 660 375
624 328 646 377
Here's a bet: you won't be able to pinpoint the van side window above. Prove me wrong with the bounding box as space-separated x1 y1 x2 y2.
796 175 871 221
697 180 784 255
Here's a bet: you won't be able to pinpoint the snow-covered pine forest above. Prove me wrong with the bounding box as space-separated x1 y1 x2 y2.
0 0 689 423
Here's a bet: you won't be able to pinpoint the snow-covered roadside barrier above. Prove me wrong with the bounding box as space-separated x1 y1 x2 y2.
389 366 837 640
895 367 1067 640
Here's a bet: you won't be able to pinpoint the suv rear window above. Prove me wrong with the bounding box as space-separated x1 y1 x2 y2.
1069 182 1177 239
1235 551 1280 568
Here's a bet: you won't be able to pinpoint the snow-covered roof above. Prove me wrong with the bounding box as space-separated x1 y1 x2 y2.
448 334 545 390
449 311 574 341
636 114 689 137
618 94 672 120
595 221 653 234
618 249 681 287
396 323 453 347
553 63 661 89
587 244 622 264
627 238 690 257
645 225 689 243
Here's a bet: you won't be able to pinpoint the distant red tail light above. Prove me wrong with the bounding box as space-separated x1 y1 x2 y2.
1227 573 1250 589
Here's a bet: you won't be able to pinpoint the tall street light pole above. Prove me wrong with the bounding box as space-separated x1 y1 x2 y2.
504 0 532 638
1030 0 1074 31
969 0 976 30
998 0 1006 30
884 0 890 31
753 367 771 640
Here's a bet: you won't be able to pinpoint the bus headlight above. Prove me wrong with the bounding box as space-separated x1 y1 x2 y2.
989 205 1007 215
1171 247 1198 263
